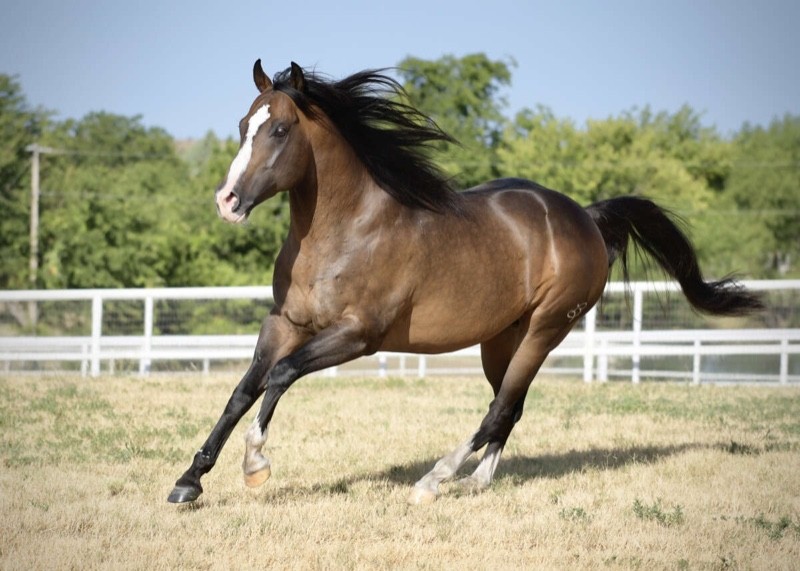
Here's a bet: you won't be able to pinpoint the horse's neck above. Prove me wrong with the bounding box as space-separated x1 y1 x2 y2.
288 142 386 241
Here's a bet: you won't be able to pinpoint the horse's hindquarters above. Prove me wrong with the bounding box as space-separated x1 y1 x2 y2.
380 183 608 354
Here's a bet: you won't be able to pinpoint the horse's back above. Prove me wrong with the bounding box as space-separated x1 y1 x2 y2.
464 177 553 196
464 177 609 302
463 177 606 255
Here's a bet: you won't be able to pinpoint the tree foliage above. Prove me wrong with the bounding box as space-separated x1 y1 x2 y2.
724 116 800 276
397 53 513 188
34 112 189 288
0 81 288 293
0 75 51 289
499 105 726 209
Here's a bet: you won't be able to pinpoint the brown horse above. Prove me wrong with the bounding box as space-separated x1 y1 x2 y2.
168 60 762 505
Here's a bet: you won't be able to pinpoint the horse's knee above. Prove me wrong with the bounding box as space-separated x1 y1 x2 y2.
267 358 298 392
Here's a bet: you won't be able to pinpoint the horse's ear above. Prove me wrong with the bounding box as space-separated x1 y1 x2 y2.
253 59 272 93
289 61 306 93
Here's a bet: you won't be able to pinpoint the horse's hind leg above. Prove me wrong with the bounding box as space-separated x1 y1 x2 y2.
458 325 526 492
458 393 527 493
465 315 578 493
406 325 520 504
407 432 481 504
409 319 571 504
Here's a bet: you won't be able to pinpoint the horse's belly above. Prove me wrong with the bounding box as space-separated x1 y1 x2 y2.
380 291 527 354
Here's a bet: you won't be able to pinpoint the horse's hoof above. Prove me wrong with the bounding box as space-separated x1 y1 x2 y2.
243 466 271 488
167 484 202 504
408 486 438 505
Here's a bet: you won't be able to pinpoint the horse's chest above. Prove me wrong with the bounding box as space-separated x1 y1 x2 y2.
280 270 355 333
275 236 400 334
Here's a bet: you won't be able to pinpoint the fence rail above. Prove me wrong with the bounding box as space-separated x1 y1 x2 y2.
1 281 798 384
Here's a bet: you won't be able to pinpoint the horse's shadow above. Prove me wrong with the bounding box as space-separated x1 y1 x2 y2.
246 442 704 503
376 442 702 487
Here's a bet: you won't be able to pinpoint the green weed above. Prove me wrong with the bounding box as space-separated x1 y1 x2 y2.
559 506 592 524
750 514 800 541
632 498 685 527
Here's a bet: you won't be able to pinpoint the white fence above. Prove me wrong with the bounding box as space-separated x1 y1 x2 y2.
0 281 798 384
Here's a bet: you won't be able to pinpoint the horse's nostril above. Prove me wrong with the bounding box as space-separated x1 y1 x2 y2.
221 190 241 212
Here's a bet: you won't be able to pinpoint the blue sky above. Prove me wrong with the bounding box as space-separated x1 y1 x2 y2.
2 0 798 139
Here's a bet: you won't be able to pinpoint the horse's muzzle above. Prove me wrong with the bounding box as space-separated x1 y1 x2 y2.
215 189 247 223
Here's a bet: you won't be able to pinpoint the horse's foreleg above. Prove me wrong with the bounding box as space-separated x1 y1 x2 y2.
241 316 373 488
168 316 300 504
167 359 267 503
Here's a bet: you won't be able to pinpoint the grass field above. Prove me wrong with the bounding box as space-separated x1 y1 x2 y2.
1 373 799 570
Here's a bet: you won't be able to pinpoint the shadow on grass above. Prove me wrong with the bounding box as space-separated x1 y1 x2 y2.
244 443 704 503
376 442 703 487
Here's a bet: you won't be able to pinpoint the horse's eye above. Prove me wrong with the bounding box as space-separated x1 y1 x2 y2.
274 125 288 138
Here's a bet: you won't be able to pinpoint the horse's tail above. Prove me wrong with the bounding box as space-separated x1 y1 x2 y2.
585 196 763 316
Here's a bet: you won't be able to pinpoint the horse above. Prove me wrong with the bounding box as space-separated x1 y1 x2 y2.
168 60 762 505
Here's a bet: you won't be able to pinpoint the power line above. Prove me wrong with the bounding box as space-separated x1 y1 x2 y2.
21 144 176 161
21 143 800 169
37 188 800 216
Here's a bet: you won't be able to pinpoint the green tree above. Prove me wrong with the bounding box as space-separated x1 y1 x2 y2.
179 130 221 177
499 105 726 211
497 105 596 203
181 138 290 286
724 115 800 277
397 53 513 188
496 104 770 278
1 76 289 294
0 74 51 289
36 112 190 288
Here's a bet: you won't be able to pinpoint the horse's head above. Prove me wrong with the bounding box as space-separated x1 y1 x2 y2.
215 60 313 223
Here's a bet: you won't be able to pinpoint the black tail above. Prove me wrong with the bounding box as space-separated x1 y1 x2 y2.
586 196 763 316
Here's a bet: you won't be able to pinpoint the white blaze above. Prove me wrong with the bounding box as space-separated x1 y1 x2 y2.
216 104 271 221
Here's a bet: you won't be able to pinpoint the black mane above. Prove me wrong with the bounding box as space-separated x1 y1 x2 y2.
273 66 463 214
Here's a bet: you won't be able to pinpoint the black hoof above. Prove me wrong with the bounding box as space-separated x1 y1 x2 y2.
167 484 202 504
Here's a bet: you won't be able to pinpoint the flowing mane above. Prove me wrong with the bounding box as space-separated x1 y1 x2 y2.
272 66 463 214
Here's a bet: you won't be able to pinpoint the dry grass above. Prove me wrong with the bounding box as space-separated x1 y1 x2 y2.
1 373 799 570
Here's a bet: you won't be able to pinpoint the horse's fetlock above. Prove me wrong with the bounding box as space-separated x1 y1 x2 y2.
194 449 215 471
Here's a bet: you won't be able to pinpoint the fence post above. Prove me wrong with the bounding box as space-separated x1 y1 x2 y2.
81 343 88 377
583 307 596 383
140 295 153 376
418 355 427 378
598 339 608 382
780 339 789 385
692 340 701 385
631 286 643 384
90 294 103 377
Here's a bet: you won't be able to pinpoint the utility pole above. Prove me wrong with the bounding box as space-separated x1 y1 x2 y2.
24 143 61 331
